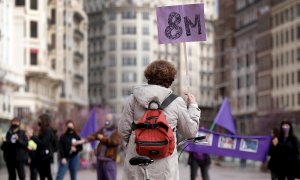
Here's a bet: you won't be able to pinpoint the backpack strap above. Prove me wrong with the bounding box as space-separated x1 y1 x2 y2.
160 94 178 109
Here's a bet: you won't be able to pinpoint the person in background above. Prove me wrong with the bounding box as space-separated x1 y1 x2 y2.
188 152 211 180
84 113 120 180
29 114 57 180
268 127 280 180
273 121 299 180
26 126 38 180
55 120 83 180
1 118 28 180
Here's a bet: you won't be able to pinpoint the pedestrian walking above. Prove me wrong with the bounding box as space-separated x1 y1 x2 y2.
29 114 58 180
1 117 28 180
118 60 200 180
268 127 280 180
273 120 299 180
188 152 211 180
26 126 38 180
83 113 120 180
55 120 83 180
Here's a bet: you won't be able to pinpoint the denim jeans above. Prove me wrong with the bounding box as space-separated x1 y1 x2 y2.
56 154 80 180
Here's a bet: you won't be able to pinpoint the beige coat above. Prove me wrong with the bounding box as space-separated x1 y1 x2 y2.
118 85 200 180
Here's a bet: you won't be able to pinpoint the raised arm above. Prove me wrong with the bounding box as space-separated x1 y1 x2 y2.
176 97 200 139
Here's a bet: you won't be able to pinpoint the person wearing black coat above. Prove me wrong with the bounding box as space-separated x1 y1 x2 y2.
55 120 83 180
28 114 57 180
268 127 280 180
188 152 211 180
272 121 299 180
1 118 28 180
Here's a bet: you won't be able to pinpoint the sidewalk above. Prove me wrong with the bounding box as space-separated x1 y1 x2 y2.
0 162 270 180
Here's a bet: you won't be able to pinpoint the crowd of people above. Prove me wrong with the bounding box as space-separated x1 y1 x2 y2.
1 113 120 180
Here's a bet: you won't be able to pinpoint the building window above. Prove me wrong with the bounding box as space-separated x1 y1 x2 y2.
143 41 150 51
292 72 295 85
298 70 300 84
298 26 300 39
246 54 250 67
109 25 116 35
246 95 250 107
292 94 295 106
298 48 300 61
298 93 300 105
297 4 300 17
122 11 136 19
286 30 289 43
122 88 132 97
51 59 56 70
122 56 136 66
143 56 150 66
122 72 136 82
30 0 38 10
291 28 294 41
109 87 116 98
108 12 116 20
109 55 116 67
143 26 150 35
30 50 38 65
50 9 56 24
109 40 116 51
15 0 25 6
142 12 150 20
109 71 116 83
286 73 289 86
122 41 136 50
122 26 136 34
30 21 38 38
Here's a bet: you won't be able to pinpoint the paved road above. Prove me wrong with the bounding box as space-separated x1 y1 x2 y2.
0 162 270 180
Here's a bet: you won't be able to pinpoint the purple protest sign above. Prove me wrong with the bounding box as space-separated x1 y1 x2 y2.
156 4 206 44
185 129 272 162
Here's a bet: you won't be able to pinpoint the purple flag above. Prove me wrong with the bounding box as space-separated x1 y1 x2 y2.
80 108 98 149
156 4 206 44
186 129 272 162
213 97 236 134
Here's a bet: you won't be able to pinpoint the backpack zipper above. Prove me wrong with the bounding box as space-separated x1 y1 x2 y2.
138 140 168 146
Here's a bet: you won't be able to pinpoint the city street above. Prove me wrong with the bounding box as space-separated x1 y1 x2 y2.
0 161 270 180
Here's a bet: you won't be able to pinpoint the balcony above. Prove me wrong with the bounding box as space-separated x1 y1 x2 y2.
47 19 56 30
74 12 84 23
74 29 84 41
74 74 84 82
48 44 55 52
74 51 84 63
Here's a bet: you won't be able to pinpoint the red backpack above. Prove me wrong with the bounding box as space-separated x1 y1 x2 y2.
132 94 178 159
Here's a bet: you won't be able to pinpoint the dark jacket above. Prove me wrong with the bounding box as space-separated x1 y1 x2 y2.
276 135 299 176
268 137 281 172
188 152 211 166
1 129 28 162
59 131 82 160
31 127 56 161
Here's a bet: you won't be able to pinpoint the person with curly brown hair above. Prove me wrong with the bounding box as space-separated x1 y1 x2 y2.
118 60 200 180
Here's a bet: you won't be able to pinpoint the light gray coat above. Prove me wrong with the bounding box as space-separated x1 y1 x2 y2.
118 85 200 180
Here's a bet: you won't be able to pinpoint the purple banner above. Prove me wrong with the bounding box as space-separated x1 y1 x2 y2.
186 129 272 162
156 4 206 44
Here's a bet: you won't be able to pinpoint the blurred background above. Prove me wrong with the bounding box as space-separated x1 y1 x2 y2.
0 0 299 178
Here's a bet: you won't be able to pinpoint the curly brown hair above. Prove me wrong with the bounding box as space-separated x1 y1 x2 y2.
144 60 177 88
